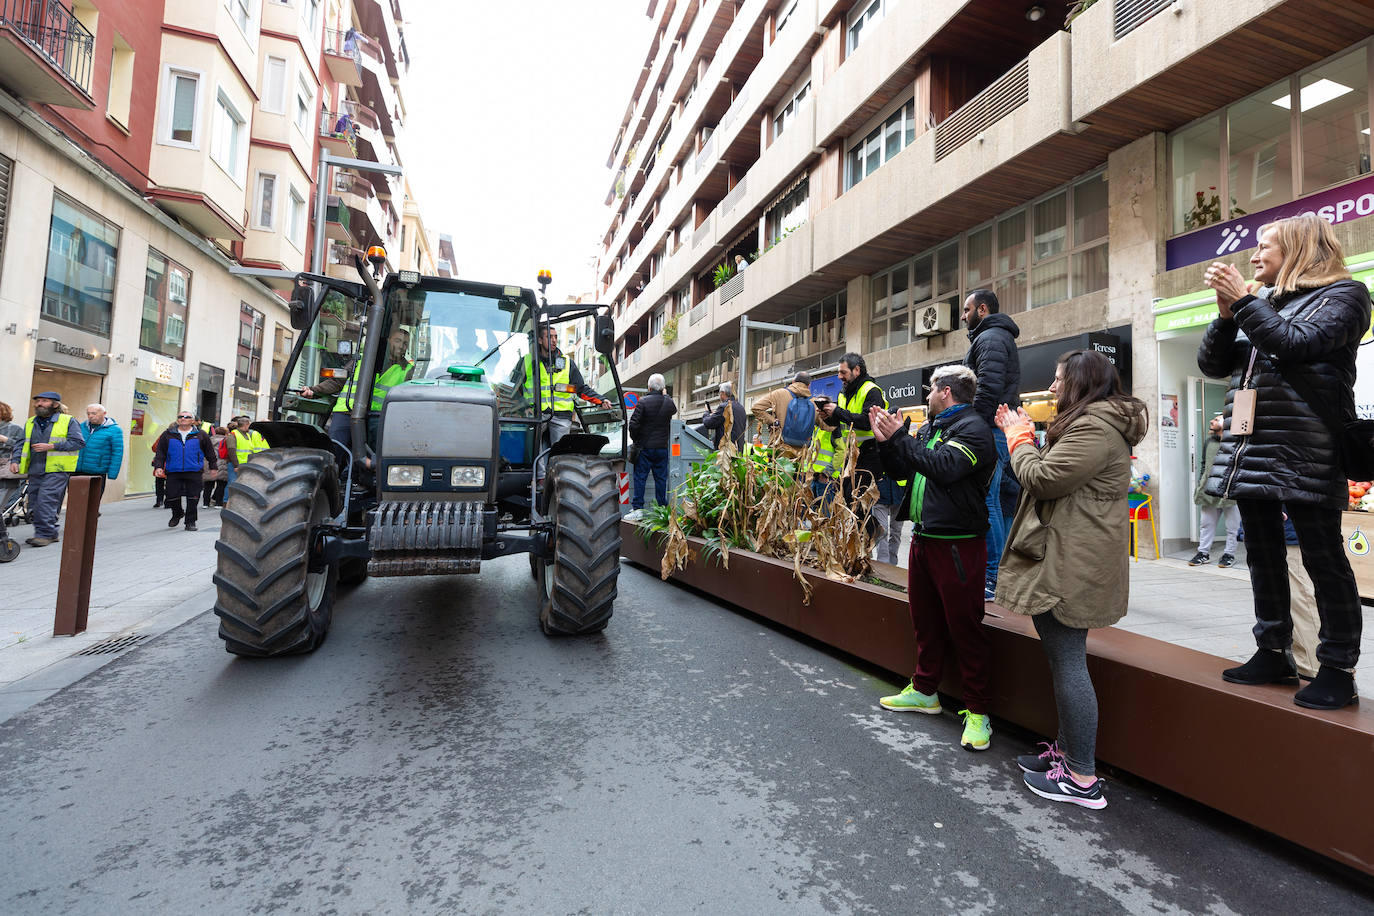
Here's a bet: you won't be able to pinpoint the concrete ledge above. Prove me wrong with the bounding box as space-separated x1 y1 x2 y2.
621 521 1374 877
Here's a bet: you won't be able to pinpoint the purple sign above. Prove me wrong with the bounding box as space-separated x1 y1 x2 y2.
1166 173 1374 271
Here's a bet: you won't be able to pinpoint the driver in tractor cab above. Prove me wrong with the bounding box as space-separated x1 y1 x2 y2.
300 324 414 458
514 322 605 445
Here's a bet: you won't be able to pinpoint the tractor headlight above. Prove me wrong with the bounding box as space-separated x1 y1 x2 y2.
450 465 486 488
387 465 424 487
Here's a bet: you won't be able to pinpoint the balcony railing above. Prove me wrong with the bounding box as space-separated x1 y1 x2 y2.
1114 0 1174 40
319 110 358 155
323 28 363 85
341 98 381 131
933 58 1030 162
0 0 94 93
718 271 744 305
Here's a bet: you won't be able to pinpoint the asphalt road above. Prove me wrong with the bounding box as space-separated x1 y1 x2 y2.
0 556 1369 914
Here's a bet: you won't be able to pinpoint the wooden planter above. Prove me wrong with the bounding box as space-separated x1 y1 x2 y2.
622 521 1374 878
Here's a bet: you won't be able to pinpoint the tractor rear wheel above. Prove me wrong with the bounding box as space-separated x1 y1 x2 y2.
538 455 620 635
213 448 339 657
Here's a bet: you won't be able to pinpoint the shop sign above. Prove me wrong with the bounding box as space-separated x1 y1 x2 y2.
35 319 110 374
135 350 183 386
1166 174 1374 271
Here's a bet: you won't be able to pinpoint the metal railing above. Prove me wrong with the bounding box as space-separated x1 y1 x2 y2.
933 59 1030 162
721 176 748 215
718 271 745 304
319 111 358 154
695 134 716 174
324 28 362 68
0 0 94 93
341 98 381 131
1114 0 1173 40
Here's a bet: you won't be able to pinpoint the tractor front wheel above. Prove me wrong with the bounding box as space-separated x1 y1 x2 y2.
538 455 621 635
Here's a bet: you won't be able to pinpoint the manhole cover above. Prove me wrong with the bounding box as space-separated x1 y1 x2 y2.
74 633 152 656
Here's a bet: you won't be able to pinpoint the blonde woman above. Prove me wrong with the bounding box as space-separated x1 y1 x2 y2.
1200 214 1370 710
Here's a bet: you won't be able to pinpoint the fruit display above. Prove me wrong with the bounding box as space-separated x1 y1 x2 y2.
1348 480 1374 511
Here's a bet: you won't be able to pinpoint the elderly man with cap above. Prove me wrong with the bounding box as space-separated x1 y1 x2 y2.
8 391 85 547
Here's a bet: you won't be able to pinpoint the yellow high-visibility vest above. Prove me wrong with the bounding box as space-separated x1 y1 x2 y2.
334 359 412 413
19 413 78 474
232 429 269 464
523 353 575 412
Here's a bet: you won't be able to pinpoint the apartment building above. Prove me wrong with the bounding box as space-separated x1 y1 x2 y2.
596 0 1374 552
0 0 413 501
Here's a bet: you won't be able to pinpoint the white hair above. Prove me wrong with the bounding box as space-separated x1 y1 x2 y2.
87 403 106 413
718 381 733 396
647 373 666 392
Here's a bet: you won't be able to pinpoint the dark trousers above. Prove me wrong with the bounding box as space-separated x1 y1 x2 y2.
907 535 992 713
632 447 669 509
326 413 380 455
165 472 203 527
154 473 165 505
1235 499 1362 669
29 472 70 539
203 478 226 506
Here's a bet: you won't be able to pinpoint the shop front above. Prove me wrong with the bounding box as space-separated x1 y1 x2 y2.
28 320 110 413
126 351 184 497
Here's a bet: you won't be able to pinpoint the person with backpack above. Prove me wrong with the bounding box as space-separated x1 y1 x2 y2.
203 426 230 508
752 371 816 460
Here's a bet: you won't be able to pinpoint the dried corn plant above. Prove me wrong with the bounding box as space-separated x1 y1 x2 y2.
636 427 880 604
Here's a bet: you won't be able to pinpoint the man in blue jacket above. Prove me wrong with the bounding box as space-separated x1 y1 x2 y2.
73 403 124 498
153 409 217 531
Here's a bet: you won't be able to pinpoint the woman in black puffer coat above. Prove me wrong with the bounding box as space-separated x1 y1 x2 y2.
1198 214 1370 710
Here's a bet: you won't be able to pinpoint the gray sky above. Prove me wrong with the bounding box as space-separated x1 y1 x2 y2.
401 0 654 302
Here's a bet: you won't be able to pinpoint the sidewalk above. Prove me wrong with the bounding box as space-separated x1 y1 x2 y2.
0 494 221 719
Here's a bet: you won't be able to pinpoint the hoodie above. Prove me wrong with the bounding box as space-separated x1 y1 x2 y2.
963 312 1022 422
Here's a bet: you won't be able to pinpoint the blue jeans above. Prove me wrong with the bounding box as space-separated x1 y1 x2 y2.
633 448 669 509
984 427 1010 591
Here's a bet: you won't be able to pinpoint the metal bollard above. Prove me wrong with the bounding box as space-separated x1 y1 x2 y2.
54 475 100 636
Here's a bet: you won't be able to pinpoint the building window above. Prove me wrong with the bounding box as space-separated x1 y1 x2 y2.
42 193 119 337
272 325 294 387
107 32 135 130
303 0 319 30
262 56 287 113
773 76 810 142
237 304 264 384
1168 41 1374 237
756 291 848 374
846 0 886 55
845 98 916 189
287 186 306 248
211 91 246 181
254 172 278 230
294 76 313 133
142 249 193 360
765 178 809 246
650 305 665 337
227 0 253 35
162 68 200 147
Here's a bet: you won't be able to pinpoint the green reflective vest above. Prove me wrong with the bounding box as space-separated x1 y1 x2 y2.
231 429 269 464
524 353 575 413
19 413 78 474
333 358 412 413
835 379 886 450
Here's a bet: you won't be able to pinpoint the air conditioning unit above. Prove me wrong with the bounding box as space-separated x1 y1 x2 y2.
915 302 954 336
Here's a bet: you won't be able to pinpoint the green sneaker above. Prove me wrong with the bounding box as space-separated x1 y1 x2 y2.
959 710 992 752
879 683 941 714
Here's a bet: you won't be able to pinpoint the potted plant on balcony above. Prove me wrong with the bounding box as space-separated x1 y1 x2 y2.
712 262 734 289
662 315 679 345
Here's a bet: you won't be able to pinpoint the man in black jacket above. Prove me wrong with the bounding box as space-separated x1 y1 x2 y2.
962 289 1021 599
699 381 747 451
628 373 676 511
869 364 996 752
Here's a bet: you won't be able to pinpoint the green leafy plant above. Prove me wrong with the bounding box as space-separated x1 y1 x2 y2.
1183 187 1247 230
661 314 679 345
712 262 734 288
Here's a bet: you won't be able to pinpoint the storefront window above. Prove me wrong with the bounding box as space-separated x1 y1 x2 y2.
237 303 264 385
1228 84 1294 217
1299 47 1370 194
142 249 192 360
127 380 181 495
42 193 119 337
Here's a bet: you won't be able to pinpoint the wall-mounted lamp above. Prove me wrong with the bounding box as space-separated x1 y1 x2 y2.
25 328 39 340
117 353 126 363
3 323 15 335
1025 4 1045 21
1171 0 1184 14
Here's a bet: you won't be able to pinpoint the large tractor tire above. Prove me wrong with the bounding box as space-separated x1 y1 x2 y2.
338 557 369 588
213 448 340 657
538 454 621 636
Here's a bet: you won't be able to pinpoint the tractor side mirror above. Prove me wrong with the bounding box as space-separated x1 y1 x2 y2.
593 314 615 356
289 281 323 330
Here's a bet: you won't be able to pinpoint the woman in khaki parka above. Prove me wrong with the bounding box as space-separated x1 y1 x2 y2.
994 350 1147 810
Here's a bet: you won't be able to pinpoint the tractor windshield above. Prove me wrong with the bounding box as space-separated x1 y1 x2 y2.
389 284 533 390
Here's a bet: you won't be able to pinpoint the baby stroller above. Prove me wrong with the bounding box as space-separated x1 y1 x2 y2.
2 476 32 529
0 484 19 562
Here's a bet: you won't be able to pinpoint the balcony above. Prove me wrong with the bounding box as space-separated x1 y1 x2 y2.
323 29 363 87
0 0 95 108
324 195 352 243
318 111 358 156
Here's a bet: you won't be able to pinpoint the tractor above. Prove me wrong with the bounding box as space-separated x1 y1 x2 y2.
212 254 628 656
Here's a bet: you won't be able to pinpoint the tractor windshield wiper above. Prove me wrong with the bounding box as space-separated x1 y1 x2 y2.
475 331 521 366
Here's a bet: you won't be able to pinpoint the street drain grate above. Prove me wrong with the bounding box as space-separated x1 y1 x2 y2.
74 634 152 656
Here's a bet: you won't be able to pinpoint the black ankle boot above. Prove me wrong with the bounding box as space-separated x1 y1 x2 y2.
1294 666 1358 710
1222 648 1298 686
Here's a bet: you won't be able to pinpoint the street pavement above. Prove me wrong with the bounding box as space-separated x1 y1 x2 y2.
1 548 1371 913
